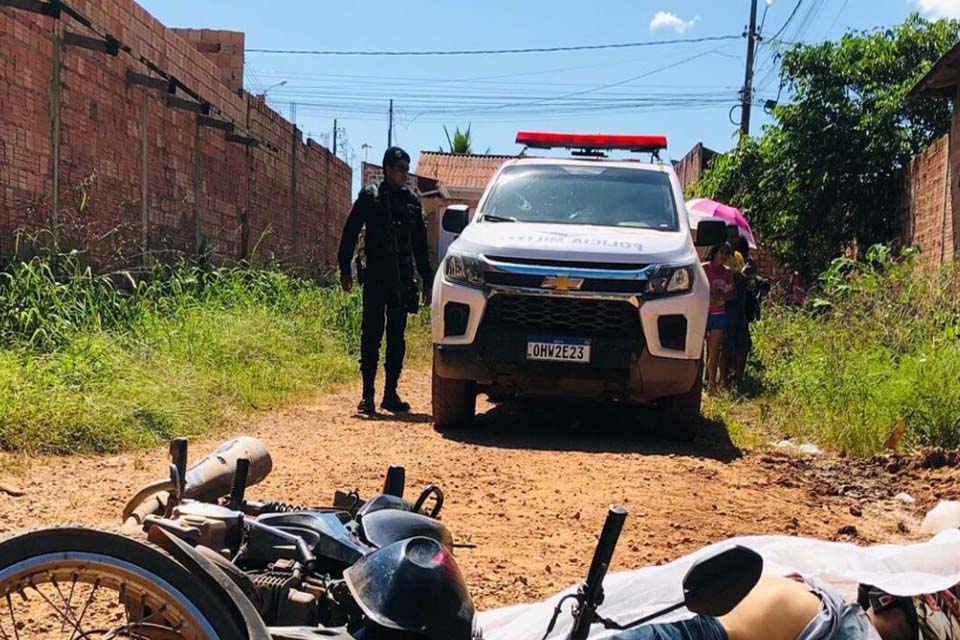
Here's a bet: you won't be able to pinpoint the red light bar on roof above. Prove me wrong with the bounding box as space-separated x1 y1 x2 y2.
516 131 667 152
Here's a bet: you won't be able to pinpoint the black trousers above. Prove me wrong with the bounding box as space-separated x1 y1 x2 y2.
360 280 408 396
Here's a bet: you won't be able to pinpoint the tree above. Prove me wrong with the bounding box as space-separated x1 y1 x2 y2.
696 14 958 277
443 124 473 153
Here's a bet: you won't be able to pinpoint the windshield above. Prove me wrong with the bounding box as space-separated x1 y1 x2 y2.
479 164 679 230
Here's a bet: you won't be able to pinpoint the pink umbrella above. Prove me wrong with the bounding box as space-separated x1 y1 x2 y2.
686 198 757 250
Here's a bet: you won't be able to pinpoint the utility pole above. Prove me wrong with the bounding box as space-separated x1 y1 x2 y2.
740 0 759 138
388 99 393 147
333 118 338 156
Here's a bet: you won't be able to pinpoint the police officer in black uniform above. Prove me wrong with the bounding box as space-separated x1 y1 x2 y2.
338 147 433 416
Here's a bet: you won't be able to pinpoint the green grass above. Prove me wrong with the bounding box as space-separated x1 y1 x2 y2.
0 256 427 454
715 248 960 456
9 244 954 458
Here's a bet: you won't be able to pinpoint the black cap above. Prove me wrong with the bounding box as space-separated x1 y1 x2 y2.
383 146 411 169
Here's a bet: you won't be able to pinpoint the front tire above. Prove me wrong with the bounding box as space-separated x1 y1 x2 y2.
432 362 477 429
0 527 251 639
657 361 703 442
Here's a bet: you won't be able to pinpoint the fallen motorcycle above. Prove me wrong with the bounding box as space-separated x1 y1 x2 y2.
0 436 763 640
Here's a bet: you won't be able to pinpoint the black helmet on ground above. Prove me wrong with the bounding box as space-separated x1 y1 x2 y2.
345 536 480 640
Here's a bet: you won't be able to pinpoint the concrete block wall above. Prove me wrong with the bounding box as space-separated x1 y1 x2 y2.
0 1 351 273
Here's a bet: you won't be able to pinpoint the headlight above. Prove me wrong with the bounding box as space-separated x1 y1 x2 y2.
644 265 694 295
445 253 484 286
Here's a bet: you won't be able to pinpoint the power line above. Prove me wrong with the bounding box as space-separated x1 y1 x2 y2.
827 0 850 34
253 51 742 87
767 0 804 42
245 35 742 57
263 87 742 102
243 61 266 94
786 0 825 46
253 72 741 92
287 104 738 125
287 97 742 123
433 50 732 117
751 0 802 84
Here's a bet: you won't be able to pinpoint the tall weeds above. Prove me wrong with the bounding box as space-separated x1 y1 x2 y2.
0 255 376 454
747 247 960 455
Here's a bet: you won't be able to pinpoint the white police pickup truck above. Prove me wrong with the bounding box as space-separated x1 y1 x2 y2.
430 132 726 440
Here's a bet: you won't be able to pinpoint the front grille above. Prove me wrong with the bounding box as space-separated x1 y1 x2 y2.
484 271 646 294
486 256 648 270
485 294 640 336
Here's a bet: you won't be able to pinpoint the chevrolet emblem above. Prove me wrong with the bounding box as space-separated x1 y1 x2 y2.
542 275 584 291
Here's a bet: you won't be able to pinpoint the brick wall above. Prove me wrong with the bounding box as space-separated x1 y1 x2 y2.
675 142 717 194
0 1 351 274
360 161 420 191
901 135 952 270
360 161 382 189
171 29 244 95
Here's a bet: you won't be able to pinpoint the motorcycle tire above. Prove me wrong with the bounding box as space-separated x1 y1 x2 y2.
0 526 253 640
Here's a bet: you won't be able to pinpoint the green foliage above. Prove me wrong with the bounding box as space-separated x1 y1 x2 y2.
742 246 960 455
443 124 473 154
695 14 959 277
0 257 405 454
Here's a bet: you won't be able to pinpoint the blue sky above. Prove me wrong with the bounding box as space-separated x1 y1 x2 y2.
140 0 958 193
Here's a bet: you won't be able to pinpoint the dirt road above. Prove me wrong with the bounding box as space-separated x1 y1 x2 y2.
0 369 954 610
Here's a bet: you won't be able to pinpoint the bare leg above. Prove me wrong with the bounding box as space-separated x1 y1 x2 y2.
706 330 722 389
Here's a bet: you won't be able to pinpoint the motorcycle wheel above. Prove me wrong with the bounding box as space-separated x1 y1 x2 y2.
0 526 250 640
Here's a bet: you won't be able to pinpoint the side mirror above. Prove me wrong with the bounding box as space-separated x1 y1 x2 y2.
442 205 470 234
694 219 727 247
683 545 763 616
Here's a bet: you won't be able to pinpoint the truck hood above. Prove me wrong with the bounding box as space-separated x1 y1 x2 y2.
451 221 694 266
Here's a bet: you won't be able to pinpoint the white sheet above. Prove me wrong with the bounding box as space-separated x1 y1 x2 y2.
477 529 960 640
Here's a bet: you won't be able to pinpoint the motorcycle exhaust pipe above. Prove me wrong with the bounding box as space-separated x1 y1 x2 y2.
182 436 272 501
122 436 273 532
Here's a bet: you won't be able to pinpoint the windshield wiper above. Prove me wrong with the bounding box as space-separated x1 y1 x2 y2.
481 214 517 223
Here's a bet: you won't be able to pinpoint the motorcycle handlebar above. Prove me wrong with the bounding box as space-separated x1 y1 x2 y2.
569 505 627 640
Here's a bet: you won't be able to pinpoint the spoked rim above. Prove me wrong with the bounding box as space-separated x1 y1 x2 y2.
0 552 220 640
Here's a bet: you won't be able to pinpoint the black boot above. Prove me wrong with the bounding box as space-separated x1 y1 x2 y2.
357 397 376 416
358 370 377 416
381 371 410 413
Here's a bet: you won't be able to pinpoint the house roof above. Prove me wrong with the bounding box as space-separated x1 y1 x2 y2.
909 41 960 98
360 161 440 195
415 151 515 192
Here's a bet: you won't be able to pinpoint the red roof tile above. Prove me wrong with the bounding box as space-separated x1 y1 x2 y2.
415 151 515 190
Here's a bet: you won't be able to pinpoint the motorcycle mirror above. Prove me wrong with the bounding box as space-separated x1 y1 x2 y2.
682 545 763 617
591 544 763 635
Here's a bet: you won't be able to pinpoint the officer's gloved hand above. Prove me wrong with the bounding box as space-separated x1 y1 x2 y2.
341 274 353 293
